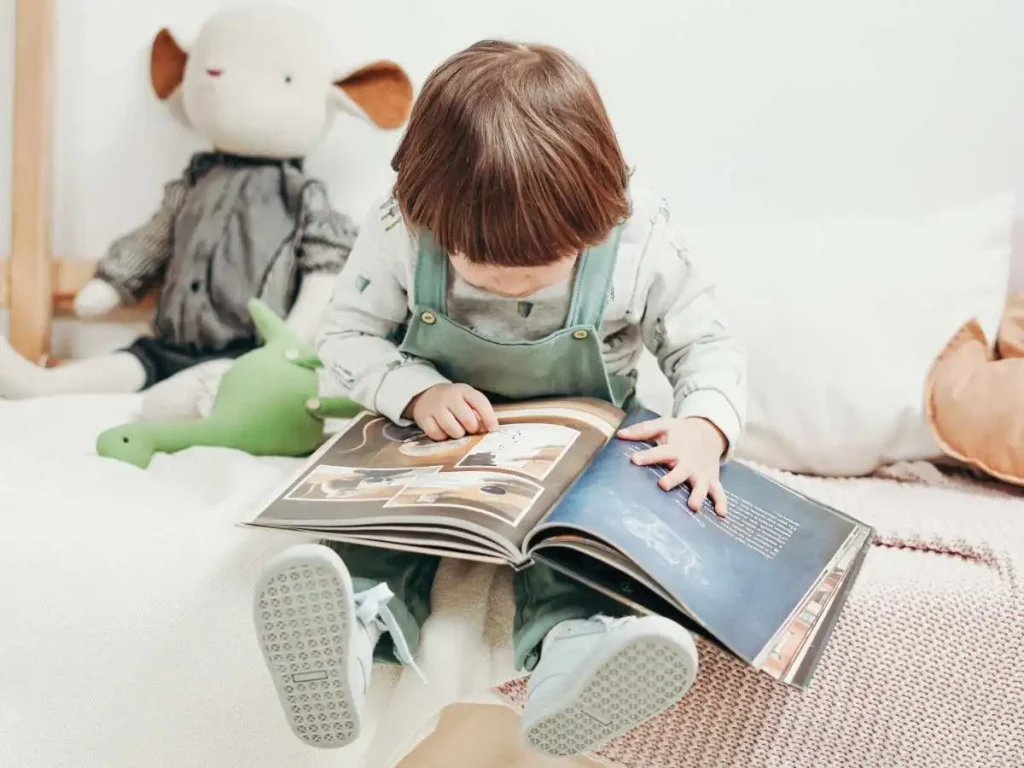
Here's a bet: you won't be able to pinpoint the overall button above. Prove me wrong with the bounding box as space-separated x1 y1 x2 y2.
572 329 589 340
421 311 437 325
190 280 202 293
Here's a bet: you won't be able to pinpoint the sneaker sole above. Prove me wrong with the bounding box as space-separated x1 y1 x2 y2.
522 617 698 757
254 544 361 749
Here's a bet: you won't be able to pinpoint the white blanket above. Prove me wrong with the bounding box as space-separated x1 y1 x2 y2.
0 394 521 768
7 394 1021 768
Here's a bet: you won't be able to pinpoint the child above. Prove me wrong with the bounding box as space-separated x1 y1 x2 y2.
253 39 746 757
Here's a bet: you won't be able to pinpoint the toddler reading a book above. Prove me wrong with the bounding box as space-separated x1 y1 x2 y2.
253 40 747 757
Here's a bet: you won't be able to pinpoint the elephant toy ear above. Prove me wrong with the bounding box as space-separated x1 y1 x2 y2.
150 27 191 127
331 60 413 130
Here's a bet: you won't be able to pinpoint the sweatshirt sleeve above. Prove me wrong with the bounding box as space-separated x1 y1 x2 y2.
94 179 187 304
296 180 358 274
315 198 450 424
637 204 748 457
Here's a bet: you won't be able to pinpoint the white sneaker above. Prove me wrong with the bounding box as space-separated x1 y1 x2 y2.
253 544 423 749
522 615 698 757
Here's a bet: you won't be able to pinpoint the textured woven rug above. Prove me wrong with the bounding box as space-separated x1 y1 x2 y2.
494 467 1024 767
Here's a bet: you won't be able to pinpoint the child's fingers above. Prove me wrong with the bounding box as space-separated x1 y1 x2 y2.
618 418 670 441
435 408 466 439
658 463 691 492
708 480 728 517
687 477 710 513
631 444 677 467
419 416 447 442
463 388 500 432
450 397 481 434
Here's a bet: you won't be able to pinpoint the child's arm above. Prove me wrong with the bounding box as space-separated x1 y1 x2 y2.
617 202 747 515
634 208 747 455
316 201 451 424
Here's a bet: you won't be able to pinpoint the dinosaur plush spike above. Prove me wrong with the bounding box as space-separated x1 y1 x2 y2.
96 299 362 469
286 352 325 371
249 293 300 347
306 395 365 419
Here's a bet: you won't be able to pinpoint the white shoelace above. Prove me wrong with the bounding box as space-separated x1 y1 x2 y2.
593 614 633 630
354 583 428 684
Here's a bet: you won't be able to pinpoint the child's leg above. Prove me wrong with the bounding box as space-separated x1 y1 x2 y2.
514 563 698 757
512 560 629 671
321 540 440 664
253 542 438 749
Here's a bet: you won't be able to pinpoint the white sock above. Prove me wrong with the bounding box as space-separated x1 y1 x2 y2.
0 337 146 398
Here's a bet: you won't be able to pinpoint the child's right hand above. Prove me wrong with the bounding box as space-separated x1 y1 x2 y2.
405 383 500 441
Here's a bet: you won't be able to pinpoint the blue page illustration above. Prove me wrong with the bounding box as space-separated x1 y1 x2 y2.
536 409 860 664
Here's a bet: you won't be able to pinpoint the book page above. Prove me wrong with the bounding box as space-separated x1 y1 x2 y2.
698 496 800 560
247 397 623 553
758 525 871 686
528 408 868 679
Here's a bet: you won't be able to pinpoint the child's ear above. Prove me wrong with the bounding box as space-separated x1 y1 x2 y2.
331 60 413 130
150 27 191 126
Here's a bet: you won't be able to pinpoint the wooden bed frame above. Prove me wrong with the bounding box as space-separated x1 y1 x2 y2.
1 0 150 366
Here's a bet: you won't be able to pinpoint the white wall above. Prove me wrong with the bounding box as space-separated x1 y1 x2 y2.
2 0 1023 353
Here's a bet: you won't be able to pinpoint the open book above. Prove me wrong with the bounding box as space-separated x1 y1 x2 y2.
246 397 873 689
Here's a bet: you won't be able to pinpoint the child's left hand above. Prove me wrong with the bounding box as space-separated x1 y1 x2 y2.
617 416 729 516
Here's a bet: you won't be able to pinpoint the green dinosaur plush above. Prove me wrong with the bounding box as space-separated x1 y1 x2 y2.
96 299 361 469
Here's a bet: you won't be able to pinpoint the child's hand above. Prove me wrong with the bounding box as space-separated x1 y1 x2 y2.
406 383 500 441
617 416 729 517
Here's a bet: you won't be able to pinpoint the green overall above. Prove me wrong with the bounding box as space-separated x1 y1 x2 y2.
327 228 634 671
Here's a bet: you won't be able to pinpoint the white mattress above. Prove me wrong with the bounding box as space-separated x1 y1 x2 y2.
2 394 529 768
5 394 1021 768
0 394 381 767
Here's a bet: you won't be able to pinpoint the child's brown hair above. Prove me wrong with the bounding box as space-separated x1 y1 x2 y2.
391 40 630 267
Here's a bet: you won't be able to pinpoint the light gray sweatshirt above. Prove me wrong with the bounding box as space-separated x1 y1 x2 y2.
317 182 747 454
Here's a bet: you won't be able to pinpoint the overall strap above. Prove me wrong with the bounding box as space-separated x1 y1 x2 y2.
566 225 624 328
414 232 449 313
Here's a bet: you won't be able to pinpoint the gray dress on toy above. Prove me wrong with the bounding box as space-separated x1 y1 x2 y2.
95 152 355 388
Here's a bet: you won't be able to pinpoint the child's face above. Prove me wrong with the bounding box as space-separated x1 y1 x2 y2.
449 253 578 298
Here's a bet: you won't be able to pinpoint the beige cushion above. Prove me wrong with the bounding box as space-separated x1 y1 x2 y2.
926 292 1024 485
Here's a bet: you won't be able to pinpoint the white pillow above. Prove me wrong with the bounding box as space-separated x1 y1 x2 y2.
675 196 1013 476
